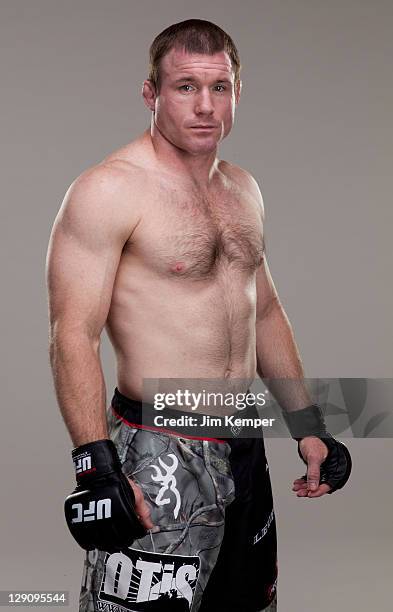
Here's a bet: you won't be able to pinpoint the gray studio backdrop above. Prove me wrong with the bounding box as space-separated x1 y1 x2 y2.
1 1 392 610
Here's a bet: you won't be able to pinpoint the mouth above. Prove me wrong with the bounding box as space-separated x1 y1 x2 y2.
190 125 216 131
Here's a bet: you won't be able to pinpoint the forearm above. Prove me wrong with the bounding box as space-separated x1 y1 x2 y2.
255 302 313 411
49 330 108 446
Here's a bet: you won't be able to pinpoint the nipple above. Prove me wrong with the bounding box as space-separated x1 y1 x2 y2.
172 262 185 273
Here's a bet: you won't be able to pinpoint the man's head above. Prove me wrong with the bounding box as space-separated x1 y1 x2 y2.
142 19 242 156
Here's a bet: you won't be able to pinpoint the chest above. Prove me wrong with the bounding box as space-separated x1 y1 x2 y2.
133 180 265 279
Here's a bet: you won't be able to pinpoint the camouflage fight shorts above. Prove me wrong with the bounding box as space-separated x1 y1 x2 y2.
79 388 278 612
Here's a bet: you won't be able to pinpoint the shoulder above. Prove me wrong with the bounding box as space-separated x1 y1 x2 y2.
218 160 265 215
55 159 147 243
60 157 149 223
67 157 147 201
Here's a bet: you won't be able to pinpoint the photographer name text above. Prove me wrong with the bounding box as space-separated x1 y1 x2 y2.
154 414 275 429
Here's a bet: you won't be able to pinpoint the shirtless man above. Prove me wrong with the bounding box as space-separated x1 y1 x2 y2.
46 19 351 612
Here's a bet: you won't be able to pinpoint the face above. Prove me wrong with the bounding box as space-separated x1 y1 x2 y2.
143 47 241 155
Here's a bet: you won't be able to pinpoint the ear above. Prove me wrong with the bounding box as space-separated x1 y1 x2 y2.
235 79 242 105
142 80 157 111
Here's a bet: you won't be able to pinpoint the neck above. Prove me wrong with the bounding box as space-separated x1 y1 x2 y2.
146 124 219 188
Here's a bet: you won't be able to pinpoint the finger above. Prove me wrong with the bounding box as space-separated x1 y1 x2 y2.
306 483 332 498
293 476 332 497
128 478 154 529
292 483 309 491
137 503 154 530
292 482 308 491
292 475 308 491
295 487 309 497
291 476 308 495
306 459 322 491
292 478 307 487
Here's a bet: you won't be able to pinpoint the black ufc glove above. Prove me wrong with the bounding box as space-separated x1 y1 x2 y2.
282 405 352 493
64 439 147 552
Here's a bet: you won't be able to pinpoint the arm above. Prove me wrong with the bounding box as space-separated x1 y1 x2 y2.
237 170 313 411
256 265 352 497
46 163 139 446
255 258 313 411
47 164 154 534
251 179 352 497
255 261 353 496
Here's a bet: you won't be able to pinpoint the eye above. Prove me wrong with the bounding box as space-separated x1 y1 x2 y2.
214 85 227 92
178 84 194 92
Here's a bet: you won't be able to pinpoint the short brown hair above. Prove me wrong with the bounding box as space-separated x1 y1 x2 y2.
148 19 241 92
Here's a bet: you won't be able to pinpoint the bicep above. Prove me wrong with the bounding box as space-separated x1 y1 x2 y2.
47 223 121 340
243 172 281 320
228 164 281 321
46 168 135 339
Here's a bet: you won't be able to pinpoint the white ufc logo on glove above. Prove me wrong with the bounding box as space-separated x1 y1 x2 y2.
71 499 112 523
74 455 92 475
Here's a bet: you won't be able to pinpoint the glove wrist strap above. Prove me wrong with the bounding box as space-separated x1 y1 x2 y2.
282 404 328 441
72 439 122 483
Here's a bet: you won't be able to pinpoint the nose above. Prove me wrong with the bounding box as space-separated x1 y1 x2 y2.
194 88 214 116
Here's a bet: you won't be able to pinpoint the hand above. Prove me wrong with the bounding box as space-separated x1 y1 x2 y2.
292 436 332 498
127 477 154 529
65 439 148 552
